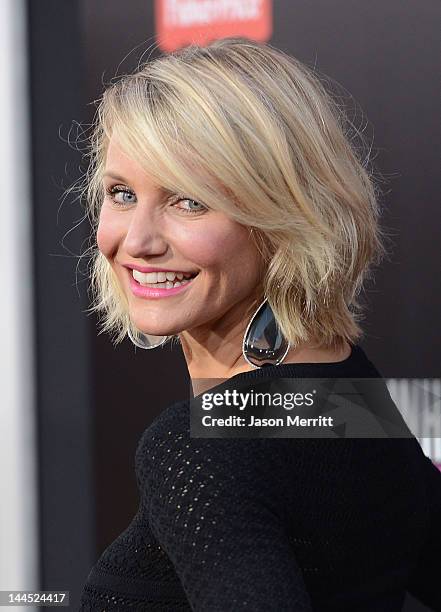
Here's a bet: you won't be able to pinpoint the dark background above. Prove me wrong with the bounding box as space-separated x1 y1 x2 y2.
28 0 440 609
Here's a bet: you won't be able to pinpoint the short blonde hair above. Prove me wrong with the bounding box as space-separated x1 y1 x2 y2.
76 36 388 351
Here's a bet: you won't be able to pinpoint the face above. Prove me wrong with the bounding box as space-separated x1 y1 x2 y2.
97 137 265 339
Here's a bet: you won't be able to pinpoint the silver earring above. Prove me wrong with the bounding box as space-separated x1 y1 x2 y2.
126 298 290 368
127 327 170 349
242 298 290 368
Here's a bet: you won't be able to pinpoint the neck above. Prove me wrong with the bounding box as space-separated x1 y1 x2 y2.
178 296 352 396
179 302 257 382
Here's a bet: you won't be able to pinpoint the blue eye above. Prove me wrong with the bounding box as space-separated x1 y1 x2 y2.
174 198 207 214
105 185 207 215
105 185 137 207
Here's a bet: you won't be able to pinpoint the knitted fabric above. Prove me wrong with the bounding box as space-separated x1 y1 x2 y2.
79 345 441 611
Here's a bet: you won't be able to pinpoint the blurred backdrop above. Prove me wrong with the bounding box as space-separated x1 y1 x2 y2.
1 0 439 610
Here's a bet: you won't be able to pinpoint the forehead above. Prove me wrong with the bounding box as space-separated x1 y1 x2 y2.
104 138 146 176
103 136 230 203
103 137 171 198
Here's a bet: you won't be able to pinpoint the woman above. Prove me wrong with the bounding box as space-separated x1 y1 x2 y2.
78 37 440 611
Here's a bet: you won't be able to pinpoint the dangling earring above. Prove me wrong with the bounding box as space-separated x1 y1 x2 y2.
127 327 170 349
242 298 290 368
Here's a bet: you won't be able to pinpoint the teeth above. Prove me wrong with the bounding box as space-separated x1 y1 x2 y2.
137 279 192 288
132 269 195 284
166 271 185 281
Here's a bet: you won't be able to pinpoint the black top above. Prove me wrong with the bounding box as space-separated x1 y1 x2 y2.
79 344 441 611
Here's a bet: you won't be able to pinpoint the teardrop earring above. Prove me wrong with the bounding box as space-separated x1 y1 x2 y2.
242 298 290 368
127 327 170 349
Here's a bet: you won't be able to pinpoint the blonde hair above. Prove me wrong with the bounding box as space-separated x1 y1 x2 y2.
75 36 388 351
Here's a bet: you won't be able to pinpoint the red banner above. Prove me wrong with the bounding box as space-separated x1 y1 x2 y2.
155 0 273 52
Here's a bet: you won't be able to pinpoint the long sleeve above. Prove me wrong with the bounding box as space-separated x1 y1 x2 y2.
82 348 438 611
135 402 313 612
406 450 441 610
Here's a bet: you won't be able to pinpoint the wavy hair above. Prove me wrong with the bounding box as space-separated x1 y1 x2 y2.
74 36 388 351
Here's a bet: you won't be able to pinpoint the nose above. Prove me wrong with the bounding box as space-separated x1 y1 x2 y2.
123 203 168 258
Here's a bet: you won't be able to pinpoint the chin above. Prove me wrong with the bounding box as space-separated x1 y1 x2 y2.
129 308 190 338
132 321 182 337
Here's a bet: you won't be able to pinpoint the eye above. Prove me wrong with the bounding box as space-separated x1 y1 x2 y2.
105 185 136 207
172 197 207 215
104 184 208 215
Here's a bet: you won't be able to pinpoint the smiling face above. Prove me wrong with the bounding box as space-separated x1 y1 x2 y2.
97 137 265 340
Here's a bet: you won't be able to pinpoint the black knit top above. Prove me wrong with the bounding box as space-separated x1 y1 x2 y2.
79 344 441 611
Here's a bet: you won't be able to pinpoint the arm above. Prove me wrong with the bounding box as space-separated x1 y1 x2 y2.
406 449 441 610
136 408 313 612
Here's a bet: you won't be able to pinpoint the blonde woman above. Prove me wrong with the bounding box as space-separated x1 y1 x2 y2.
78 37 440 611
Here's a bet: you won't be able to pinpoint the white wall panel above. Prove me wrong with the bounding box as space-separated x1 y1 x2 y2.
0 0 38 605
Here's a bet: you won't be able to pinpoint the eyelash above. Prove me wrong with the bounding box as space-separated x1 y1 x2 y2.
104 185 206 215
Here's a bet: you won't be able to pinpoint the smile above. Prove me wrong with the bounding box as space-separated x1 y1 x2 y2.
128 268 199 299
131 269 198 288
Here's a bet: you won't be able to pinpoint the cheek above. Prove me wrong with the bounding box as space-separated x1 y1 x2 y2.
96 206 122 258
177 220 258 273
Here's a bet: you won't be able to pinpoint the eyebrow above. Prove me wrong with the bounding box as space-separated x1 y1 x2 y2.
102 172 177 199
102 172 130 182
103 171 162 189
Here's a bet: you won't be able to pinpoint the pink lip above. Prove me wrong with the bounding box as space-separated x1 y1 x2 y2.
123 263 197 274
128 269 196 299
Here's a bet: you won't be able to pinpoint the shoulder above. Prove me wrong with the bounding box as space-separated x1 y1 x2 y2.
134 399 189 482
134 398 296 510
135 397 286 468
